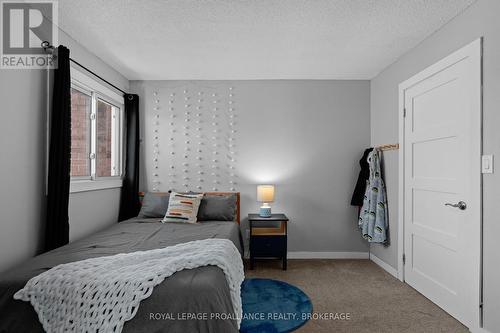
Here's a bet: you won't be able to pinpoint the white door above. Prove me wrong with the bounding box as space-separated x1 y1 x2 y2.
400 39 481 329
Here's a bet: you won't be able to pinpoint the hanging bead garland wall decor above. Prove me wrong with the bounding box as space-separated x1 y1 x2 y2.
148 84 238 193
152 91 161 192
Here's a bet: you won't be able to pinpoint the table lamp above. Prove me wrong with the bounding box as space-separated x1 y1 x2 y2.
257 185 275 217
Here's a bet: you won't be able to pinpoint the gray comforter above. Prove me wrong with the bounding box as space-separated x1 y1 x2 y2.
0 218 243 333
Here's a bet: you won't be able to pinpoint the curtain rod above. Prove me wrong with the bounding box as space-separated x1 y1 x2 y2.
41 41 128 96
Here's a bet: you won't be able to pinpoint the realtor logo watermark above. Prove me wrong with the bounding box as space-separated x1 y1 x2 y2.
1 0 57 69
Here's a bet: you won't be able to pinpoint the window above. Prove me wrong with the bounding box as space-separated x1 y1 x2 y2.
70 69 124 192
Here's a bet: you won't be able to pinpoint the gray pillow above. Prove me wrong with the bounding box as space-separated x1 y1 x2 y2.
137 192 170 218
197 194 237 221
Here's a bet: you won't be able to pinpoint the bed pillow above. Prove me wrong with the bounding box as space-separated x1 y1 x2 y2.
198 194 237 221
137 192 170 218
162 192 204 224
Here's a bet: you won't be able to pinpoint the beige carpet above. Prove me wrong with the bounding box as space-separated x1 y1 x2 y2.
244 259 467 333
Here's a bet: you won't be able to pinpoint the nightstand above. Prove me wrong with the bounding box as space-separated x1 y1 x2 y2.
248 213 289 270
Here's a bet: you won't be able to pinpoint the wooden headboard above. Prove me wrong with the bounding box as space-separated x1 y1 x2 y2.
138 191 240 224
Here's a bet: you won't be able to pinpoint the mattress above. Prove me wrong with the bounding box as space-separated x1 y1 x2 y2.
0 218 243 333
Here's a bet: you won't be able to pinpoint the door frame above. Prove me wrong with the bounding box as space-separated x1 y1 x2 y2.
397 38 482 329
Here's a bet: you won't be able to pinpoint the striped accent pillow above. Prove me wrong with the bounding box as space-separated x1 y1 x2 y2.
162 192 204 224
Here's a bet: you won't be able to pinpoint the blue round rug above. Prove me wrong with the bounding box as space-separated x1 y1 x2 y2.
240 278 313 333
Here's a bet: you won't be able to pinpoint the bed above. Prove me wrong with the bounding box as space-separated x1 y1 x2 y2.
0 192 243 333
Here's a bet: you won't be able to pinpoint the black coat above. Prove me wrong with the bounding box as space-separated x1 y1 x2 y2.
350 148 374 206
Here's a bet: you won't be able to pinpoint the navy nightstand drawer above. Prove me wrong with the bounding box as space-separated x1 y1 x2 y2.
251 235 286 257
248 213 289 270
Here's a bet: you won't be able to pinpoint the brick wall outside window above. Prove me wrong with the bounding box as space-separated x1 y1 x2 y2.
97 100 113 177
70 88 91 177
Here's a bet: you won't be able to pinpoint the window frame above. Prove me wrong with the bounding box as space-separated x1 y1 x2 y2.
70 67 124 193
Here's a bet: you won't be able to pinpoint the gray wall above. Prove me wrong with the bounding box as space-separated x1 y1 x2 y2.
68 188 122 242
132 80 371 255
370 0 500 330
0 29 129 273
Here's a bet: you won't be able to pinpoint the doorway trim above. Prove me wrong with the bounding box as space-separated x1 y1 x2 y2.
397 38 482 329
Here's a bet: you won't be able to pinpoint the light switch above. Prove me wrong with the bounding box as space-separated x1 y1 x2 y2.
481 155 494 174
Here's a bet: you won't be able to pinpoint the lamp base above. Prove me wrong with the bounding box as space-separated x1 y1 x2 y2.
259 206 272 217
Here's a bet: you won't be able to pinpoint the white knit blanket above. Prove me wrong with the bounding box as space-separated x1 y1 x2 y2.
14 238 244 333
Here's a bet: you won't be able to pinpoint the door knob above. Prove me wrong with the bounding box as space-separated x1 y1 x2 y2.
445 201 467 210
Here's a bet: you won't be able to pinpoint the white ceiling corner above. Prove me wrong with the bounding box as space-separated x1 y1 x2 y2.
58 0 476 80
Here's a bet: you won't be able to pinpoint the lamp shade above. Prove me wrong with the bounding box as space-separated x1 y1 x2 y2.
257 185 275 203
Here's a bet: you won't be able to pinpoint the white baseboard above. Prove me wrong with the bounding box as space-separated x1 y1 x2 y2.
471 327 492 333
287 251 369 259
369 253 399 278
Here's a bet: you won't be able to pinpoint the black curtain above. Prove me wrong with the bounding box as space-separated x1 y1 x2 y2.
118 94 141 221
44 46 71 251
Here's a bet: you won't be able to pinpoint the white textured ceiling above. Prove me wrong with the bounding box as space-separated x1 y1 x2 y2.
58 0 475 80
